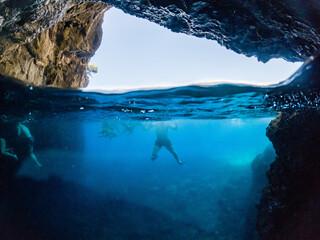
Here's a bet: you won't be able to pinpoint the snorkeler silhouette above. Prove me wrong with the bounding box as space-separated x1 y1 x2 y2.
100 120 141 139
151 122 182 165
0 115 41 167
100 120 120 139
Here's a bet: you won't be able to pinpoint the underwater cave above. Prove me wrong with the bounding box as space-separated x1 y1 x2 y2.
0 1 320 240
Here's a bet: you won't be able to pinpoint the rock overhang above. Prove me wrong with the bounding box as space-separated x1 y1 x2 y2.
100 0 320 62
0 0 320 87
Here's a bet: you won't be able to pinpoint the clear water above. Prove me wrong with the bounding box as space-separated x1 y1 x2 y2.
0 77 302 240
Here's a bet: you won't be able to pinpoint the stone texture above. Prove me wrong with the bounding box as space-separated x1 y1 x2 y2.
101 0 320 62
0 1 110 87
264 52 320 112
257 111 320 240
1 0 320 87
0 0 73 42
243 145 275 240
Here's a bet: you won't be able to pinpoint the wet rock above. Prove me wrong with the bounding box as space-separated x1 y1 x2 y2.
257 111 320 240
0 1 110 87
243 145 275 240
251 146 276 190
264 52 320 113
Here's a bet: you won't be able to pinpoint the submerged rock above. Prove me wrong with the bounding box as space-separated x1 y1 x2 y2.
251 145 276 192
243 145 275 240
257 111 320 240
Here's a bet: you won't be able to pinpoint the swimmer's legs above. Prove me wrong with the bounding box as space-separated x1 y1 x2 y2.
30 153 41 167
151 145 161 161
164 143 183 165
0 138 18 160
28 145 41 167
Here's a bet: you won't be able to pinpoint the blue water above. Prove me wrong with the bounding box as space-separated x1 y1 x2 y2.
0 76 305 240
11 117 273 240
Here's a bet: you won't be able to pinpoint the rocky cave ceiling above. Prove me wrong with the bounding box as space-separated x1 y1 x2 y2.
0 0 319 87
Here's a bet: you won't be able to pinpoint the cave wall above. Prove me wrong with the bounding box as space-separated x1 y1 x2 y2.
0 1 110 87
257 111 320 240
1 0 320 87
1 1 320 239
102 0 320 63
243 145 275 240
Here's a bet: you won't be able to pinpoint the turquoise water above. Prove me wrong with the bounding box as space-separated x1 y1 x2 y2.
14 118 273 240
0 77 280 240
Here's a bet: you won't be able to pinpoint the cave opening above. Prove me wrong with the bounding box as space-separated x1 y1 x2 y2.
2 1 320 240
88 8 302 91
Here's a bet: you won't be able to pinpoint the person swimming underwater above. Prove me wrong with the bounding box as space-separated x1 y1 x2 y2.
151 122 183 165
99 120 120 139
16 122 42 167
0 115 41 167
0 115 18 161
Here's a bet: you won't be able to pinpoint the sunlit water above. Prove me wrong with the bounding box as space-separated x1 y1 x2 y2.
1 76 317 240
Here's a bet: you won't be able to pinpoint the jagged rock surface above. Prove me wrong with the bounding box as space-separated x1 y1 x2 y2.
257 111 320 240
0 1 109 87
0 1 320 87
101 0 320 62
2 0 320 65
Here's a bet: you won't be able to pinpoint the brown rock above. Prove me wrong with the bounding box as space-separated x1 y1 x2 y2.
1 0 320 87
0 2 110 88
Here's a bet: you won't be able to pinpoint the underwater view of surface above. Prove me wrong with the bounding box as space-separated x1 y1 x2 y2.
0 76 284 240
2 44 320 239
2 1 320 239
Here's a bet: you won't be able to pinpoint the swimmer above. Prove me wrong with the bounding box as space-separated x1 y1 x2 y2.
16 122 42 167
0 115 18 161
100 120 119 139
151 122 183 165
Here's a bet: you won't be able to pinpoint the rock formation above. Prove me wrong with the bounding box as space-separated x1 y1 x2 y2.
243 145 275 240
1 1 320 238
103 0 320 63
257 111 320 240
0 1 110 87
1 0 320 87
264 52 320 113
